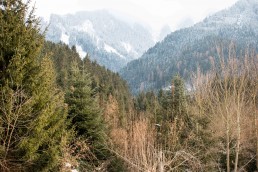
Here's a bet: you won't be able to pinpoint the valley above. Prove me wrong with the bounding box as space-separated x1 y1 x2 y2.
1 0 258 171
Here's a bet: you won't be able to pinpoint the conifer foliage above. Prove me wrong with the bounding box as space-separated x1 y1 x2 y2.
0 0 68 171
65 61 107 165
171 75 187 117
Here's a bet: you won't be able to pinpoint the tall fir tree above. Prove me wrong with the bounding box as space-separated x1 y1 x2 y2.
19 57 69 171
65 61 107 165
171 75 187 118
0 1 68 171
171 75 191 140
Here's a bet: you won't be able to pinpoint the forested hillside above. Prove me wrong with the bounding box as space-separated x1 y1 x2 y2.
42 41 133 127
0 0 258 172
0 1 133 170
120 0 258 93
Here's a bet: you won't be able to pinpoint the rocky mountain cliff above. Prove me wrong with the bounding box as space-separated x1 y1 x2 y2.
45 10 155 71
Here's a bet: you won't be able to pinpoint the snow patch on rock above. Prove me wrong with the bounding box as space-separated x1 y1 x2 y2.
121 42 132 53
76 45 87 59
61 32 69 44
104 43 125 59
75 20 95 36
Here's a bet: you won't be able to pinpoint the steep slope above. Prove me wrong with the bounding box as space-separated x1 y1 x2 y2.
120 0 258 93
45 10 154 71
41 41 133 119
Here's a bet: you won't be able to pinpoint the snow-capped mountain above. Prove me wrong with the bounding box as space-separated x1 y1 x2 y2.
196 0 258 35
45 10 155 71
120 0 258 93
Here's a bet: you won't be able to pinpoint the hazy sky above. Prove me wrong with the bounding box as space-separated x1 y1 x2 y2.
32 0 238 31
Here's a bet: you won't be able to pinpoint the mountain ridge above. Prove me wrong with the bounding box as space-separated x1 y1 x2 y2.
120 0 258 93
44 10 155 71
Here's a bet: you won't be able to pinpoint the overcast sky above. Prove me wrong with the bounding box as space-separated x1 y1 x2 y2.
32 0 238 32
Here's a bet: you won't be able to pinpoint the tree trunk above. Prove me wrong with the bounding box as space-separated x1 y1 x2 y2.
226 119 230 172
255 108 258 170
234 110 240 172
157 151 164 172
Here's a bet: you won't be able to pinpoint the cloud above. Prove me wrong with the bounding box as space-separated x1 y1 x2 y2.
176 17 195 30
32 0 238 32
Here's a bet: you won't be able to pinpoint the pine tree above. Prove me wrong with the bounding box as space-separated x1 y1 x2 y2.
65 61 107 164
19 57 68 171
171 75 192 140
0 0 42 87
0 1 68 171
171 75 187 118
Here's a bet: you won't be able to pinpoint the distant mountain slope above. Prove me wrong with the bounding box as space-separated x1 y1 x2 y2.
45 10 154 71
120 0 258 93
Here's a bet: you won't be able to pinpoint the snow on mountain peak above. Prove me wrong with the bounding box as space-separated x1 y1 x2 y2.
44 10 155 71
197 0 258 30
76 20 95 36
232 0 258 15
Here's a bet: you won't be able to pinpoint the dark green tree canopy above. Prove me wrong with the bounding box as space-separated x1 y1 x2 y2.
65 61 107 162
0 1 68 171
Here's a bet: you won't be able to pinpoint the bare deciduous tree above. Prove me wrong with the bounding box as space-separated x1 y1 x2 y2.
192 43 258 171
0 87 33 171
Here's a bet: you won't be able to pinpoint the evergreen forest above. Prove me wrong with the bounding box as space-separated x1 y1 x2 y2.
0 1 258 172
